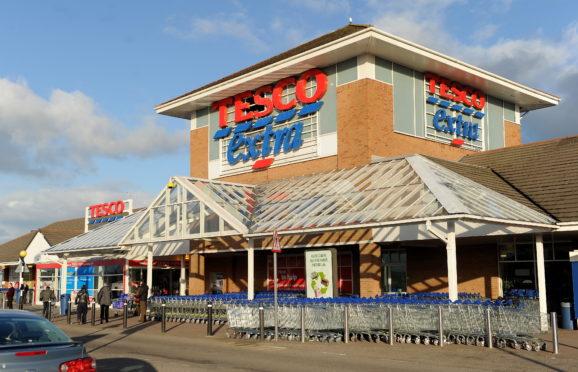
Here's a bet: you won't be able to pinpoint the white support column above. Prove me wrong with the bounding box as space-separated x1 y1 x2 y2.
180 255 186 295
535 233 548 330
124 258 130 295
147 243 153 298
446 221 458 301
60 258 68 299
248 239 254 300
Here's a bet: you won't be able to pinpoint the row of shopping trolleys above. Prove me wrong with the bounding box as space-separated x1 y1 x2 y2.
226 327 545 351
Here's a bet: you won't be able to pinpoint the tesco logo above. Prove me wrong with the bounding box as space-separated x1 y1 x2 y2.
89 201 125 218
212 69 328 128
425 73 486 110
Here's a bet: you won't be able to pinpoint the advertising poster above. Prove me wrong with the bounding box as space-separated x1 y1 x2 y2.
305 249 337 298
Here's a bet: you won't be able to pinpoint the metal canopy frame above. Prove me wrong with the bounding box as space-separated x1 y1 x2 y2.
120 176 254 245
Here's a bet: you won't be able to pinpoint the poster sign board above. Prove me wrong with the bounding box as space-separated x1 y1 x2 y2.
305 249 337 298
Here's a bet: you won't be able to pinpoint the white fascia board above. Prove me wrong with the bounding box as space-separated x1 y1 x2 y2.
157 27 558 119
244 213 556 239
556 222 578 232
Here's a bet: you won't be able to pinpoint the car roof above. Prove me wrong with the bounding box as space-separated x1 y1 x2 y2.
0 310 45 319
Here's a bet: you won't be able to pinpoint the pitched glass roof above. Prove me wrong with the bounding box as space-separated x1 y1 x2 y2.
119 154 555 245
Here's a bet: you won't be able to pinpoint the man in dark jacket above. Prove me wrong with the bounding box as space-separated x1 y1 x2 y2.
97 283 112 324
134 281 149 322
6 283 15 309
39 286 55 318
20 282 29 305
75 285 89 324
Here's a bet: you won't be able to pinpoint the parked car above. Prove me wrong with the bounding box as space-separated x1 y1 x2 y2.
0 310 95 371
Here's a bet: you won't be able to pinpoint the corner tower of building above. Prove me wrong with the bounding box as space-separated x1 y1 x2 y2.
156 24 558 185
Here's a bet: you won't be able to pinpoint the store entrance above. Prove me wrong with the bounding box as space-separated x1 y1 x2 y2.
128 267 181 296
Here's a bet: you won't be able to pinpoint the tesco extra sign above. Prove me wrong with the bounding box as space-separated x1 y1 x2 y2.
211 69 328 169
425 73 486 142
88 201 125 218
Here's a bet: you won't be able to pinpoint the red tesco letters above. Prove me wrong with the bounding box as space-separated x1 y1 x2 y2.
425 73 486 110
213 69 328 128
89 201 125 218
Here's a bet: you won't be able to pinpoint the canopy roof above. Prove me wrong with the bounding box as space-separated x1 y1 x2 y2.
120 154 555 245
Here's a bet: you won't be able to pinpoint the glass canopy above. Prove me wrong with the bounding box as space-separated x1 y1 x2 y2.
121 154 555 244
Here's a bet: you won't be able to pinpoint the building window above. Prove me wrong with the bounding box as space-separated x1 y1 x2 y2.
497 234 574 295
382 249 407 293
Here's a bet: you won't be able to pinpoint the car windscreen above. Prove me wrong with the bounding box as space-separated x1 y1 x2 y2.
0 317 71 346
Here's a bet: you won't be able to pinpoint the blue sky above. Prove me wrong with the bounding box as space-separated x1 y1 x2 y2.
1 0 578 243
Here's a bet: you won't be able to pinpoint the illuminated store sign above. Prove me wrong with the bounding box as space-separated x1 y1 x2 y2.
212 69 327 170
425 73 485 143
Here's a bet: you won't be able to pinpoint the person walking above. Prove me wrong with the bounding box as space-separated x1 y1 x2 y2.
6 283 15 309
39 286 55 318
20 282 29 305
97 283 112 324
75 285 89 324
134 280 149 322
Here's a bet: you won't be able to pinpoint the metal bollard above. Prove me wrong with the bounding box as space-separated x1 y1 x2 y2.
48 300 52 321
123 301 128 329
161 302 166 333
2 295 5 309
389 307 394 346
438 306 444 348
551 312 559 354
485 308 493 349
67 300 72 325
91 302 96 326
259 303 264 341
300 306 306 343
344 306 349 344
207 302 213 336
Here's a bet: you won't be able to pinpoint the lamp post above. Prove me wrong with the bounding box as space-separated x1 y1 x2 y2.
18 250 27 307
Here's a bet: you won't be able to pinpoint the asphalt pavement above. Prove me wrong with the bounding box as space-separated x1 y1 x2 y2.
18 305 578 371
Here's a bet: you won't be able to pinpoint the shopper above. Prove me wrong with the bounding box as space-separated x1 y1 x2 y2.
75 285 90 324
134 280 149 322
39 286 55 318
19 282 29 305
5 283 15 309
97 283 112 324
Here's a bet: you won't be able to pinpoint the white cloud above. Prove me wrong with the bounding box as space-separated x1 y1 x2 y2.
0 78 187 177
164 13 269 52
0 182 154 244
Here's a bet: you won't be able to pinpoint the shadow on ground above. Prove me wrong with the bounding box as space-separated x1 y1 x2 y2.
95 357 157 372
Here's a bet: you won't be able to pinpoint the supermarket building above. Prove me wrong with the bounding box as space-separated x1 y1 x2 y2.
45 25 578 317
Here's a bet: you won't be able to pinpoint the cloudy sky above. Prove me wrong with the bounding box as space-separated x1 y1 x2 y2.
1 0 577 243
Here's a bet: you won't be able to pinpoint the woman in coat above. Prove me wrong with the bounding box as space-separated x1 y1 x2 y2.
97 283 112 324
75 285 89 324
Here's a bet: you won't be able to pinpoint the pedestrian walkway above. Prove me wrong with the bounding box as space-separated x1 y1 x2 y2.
28 304 578 372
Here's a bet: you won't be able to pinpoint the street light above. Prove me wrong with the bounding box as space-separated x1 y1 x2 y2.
17 250 27 307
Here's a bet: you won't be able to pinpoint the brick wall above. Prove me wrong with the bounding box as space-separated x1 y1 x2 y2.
190 126 209 179
504 120 521 147
359 243 382 297
406 243 499 298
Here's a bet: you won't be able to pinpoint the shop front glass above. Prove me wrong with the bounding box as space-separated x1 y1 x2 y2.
66 264 123 299
498 234 575 311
